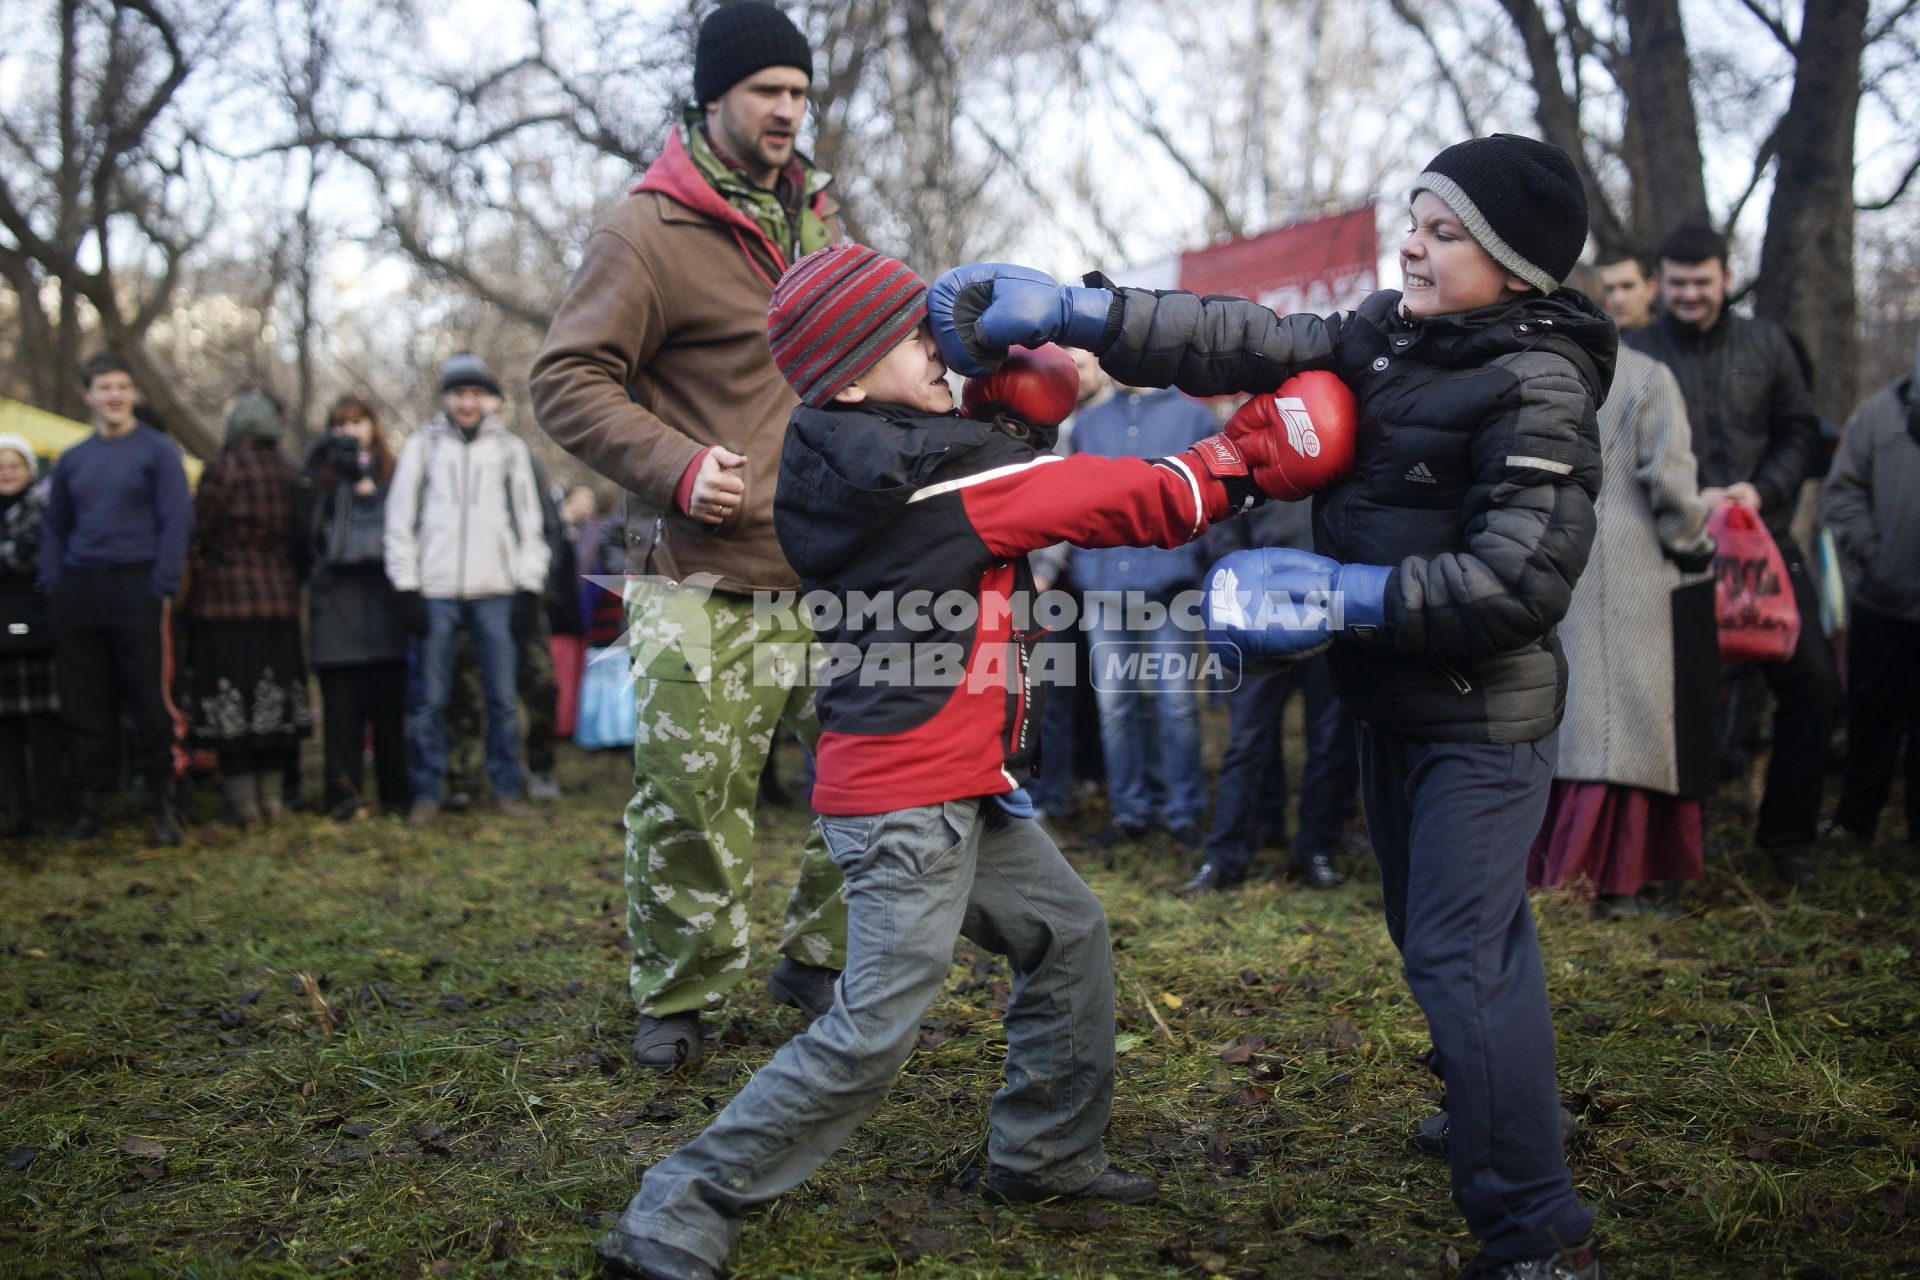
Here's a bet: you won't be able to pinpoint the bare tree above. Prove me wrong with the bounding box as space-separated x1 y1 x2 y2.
0 0 235 455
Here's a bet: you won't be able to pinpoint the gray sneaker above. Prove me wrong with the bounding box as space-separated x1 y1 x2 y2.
405 800 440 828
526 771 561 801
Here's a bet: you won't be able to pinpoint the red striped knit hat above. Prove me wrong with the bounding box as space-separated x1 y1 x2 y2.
768 244 928 407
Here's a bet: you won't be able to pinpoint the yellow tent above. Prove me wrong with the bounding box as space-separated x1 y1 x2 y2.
0 396 203 484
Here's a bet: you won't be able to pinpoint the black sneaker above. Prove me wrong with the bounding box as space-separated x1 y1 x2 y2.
1178 862 1242 899
630 1012 703 1070
765 957 839 1020
1087 821 1148 849
151 798 184 847
1456 1237 1605 1279
1290 850 1346 889
983 1163 1158 1204
1413 1104 1578 1158
595 1229 717 1280
1769 844 1817 885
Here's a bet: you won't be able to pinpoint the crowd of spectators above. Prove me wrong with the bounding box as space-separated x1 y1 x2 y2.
0 352 608 840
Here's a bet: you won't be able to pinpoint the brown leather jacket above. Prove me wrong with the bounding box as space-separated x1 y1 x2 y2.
530 128 838 595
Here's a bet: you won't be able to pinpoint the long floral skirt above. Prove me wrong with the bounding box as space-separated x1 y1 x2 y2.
185 619 313 772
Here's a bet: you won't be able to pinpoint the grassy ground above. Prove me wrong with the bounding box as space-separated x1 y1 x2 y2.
3 734 1917 1279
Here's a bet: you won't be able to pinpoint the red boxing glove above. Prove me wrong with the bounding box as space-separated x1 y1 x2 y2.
960 343 1080 428
1222 369 1359 500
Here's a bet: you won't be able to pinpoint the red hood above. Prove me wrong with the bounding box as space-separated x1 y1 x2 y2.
633 129 794 275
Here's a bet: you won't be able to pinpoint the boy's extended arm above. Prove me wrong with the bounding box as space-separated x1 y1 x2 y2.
1386 352 1602 663
1097 286 1343 398
934 451 1236 561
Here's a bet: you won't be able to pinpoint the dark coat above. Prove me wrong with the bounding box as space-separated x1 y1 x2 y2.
1095 285 1614 744
1824 374 1920 622
1624 309 1819 541
187 437 301 620
296 463 408 667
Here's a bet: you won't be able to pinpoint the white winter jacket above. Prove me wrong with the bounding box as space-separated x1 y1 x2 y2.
383 413 549 599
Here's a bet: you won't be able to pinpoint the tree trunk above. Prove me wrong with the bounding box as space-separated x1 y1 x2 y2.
54 0 83 419
1621 0 1710 247
1754 0 1867 421
1494 0 1626 248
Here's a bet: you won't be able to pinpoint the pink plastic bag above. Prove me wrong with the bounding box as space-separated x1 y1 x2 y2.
1708 501 1800 664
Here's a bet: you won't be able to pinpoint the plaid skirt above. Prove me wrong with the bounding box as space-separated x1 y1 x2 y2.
0 652 58 717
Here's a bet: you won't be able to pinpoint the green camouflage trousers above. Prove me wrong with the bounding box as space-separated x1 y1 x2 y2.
623 578 846 1016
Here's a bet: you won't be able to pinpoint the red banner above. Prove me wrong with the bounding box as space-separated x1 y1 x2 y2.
1117 206 1378 315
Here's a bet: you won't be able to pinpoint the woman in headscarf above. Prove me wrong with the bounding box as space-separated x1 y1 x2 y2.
183 391 312 826
0 433 66 837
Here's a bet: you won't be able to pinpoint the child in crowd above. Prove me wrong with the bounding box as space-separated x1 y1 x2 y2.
595 243 1338 1280
930 134 1615 1279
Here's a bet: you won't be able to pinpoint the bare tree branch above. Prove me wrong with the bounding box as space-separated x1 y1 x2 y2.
1857 147 1920 210
1734 0 1798 55
1385 0 1483 135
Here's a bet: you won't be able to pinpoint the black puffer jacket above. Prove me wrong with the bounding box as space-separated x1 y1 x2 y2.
1624 310 1818 542
1095 285 1614 743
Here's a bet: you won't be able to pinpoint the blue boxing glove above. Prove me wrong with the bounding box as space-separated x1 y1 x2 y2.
928 263 1116 377
1203 548 1392 670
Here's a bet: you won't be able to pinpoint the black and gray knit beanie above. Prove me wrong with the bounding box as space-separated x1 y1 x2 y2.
440 352 501 397
693 2 812 107
1413 135 1588 293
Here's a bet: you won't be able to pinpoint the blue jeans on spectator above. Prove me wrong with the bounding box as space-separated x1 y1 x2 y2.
600 798 1117 1271
410 595 522 802
1358 727 1594 1260
1205 654 1357 878
1087 605 1203 831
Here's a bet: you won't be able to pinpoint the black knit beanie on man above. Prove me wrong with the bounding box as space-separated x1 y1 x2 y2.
1413 134 1588 294
693 2 813 106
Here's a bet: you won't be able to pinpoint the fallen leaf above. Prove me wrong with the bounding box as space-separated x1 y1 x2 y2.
133 1163 163 1181
7 1147 35 1171
120 1137 167 1161
1158 992 1184 1010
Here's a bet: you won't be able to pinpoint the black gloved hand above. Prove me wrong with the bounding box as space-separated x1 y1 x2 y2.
511 589 541 641
397 590 429 636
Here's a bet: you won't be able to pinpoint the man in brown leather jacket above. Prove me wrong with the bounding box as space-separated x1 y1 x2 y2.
530 1 845 1069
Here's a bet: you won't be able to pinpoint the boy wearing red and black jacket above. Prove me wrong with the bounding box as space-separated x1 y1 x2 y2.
594 244 1325 1280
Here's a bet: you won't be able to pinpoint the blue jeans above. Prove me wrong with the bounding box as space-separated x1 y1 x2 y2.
409 596 521 801
1087 608 1203 830
1204 653 1357 877
1359 727 1594 1259
603 799 1117 1270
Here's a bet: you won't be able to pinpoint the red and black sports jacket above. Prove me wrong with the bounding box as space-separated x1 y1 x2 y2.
774 402 1230 816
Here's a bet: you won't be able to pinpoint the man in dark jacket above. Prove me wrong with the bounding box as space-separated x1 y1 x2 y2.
1626 224 1838 883
1821 337 1920 846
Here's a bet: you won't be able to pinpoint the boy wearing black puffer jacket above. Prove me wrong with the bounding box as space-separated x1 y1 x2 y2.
931 134 1615 1279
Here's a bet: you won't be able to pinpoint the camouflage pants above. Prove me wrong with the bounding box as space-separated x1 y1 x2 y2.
624 579 846 1017
446 612 559 794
